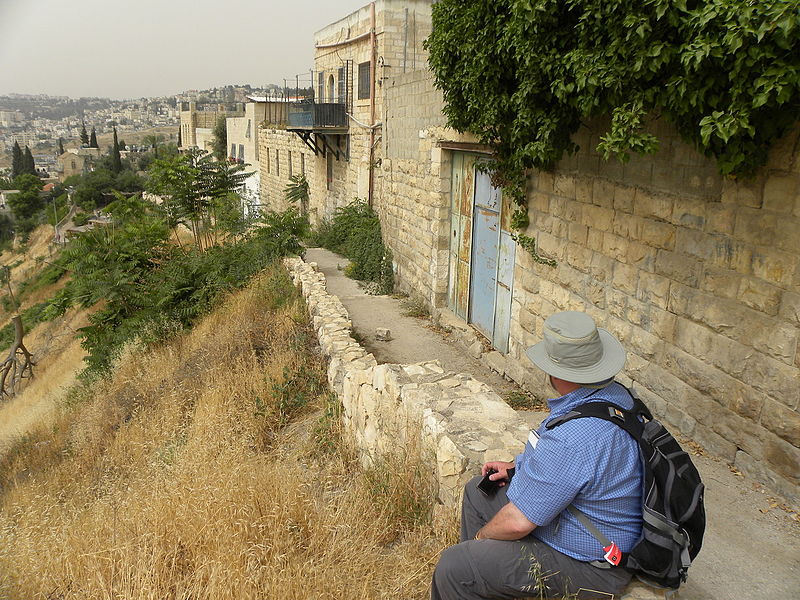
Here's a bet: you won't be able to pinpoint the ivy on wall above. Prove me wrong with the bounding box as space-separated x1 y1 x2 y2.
426 0 799 264
426 0 799 178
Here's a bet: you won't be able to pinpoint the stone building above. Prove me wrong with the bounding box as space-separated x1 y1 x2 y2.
56 148 101 181
258 0 433 220
178 101 245 152
225 99 276 212
263 1 800 501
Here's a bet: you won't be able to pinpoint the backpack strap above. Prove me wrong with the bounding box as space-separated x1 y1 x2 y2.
545 400 646 439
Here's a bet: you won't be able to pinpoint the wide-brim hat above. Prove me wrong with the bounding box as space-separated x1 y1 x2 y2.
525 311 626 384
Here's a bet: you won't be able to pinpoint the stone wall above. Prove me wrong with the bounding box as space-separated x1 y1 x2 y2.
379 70 461 308
503 124 800 502
257 127 312 212
284 255 529 506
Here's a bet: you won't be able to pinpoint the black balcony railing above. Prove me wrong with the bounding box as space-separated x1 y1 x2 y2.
288 101 347 129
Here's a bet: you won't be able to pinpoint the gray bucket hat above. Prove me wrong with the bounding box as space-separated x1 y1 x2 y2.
526 311 626 384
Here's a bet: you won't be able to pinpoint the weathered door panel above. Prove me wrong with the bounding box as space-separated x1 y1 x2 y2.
469 182 500 340
449 152 514 353
493 230 516 353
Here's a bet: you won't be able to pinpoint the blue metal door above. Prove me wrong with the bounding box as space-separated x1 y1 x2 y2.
469 169 501 341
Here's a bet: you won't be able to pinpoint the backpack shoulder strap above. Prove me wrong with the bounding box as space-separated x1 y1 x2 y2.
545 399 646 440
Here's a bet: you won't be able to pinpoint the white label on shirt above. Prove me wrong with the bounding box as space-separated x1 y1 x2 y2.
528 429 540 449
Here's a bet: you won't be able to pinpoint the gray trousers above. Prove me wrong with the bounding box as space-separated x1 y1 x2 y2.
431 476 632 599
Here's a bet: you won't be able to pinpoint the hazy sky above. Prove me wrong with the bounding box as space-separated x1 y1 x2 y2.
0 0 372 99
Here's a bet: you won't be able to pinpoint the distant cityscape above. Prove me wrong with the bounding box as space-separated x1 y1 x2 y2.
0 84 284 175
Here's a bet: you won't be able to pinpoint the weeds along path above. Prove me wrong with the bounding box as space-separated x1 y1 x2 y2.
0 264 452 600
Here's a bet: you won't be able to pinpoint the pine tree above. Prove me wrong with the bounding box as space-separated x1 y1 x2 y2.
11 141 23 179
110 127 123 174
22 147 36 176
58 138 65 155
90 127 99 148
118 139 126 150
80 122 90 146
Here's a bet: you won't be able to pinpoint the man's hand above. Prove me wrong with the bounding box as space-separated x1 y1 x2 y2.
482 461 515 486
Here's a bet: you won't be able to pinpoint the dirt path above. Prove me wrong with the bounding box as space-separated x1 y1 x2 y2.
304 247 523 400
302 246 800 600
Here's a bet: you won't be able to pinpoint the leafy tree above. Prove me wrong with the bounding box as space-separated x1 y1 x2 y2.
0 178 13 190
72 168 115 210
147 148 251 250
426 0 800 178
11 142 22 179
79 122 90 146
284 174 310 214
142 134 164 158
110 127 123 174
89 127 99 148
118 139 127 151
8 174 44 233
114 169 144 193
211 116 227 162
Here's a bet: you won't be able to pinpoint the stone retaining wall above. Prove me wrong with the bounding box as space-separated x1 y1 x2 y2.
284 255 530 506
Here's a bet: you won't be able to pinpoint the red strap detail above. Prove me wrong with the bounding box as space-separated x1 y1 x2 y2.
603 542 622 566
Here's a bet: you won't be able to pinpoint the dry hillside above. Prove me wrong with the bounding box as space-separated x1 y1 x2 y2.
0 263 455 599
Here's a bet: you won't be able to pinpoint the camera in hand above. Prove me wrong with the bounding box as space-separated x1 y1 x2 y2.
476 467 515 497
477 469 501 497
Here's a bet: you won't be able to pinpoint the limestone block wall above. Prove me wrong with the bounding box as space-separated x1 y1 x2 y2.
284 255 530 506
379 70 459 308
258 127 313 212
502 123 800 502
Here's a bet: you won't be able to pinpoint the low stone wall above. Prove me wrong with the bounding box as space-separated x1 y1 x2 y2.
284 256 530 506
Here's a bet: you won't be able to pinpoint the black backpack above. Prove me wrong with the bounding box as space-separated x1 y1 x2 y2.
546 388 706 590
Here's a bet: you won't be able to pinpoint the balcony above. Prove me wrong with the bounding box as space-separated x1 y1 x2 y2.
286 99 349 160
288 101 347 130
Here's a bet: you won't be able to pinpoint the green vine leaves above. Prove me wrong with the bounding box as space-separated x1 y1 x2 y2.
427 0 799 178
427 0 799 265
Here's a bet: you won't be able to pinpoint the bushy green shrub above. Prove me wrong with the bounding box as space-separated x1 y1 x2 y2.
310 200 393 294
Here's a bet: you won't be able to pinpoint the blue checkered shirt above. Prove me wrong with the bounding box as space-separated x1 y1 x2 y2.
506 382 643 562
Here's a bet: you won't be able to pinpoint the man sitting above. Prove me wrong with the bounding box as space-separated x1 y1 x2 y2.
432 311 643 599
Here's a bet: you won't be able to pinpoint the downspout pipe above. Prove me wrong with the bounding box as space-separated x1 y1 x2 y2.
368 1 377 207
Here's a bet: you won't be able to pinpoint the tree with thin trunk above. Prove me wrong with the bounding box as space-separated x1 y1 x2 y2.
0 267 35 398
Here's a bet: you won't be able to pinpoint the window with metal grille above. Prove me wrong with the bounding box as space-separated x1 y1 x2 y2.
318 71 325 102
357 61 370 99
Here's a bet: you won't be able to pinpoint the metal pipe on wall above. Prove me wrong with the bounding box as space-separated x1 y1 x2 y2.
368 1 377 207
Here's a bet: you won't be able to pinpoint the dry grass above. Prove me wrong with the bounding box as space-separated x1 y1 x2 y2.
0 263 453 599
0 304 91 455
